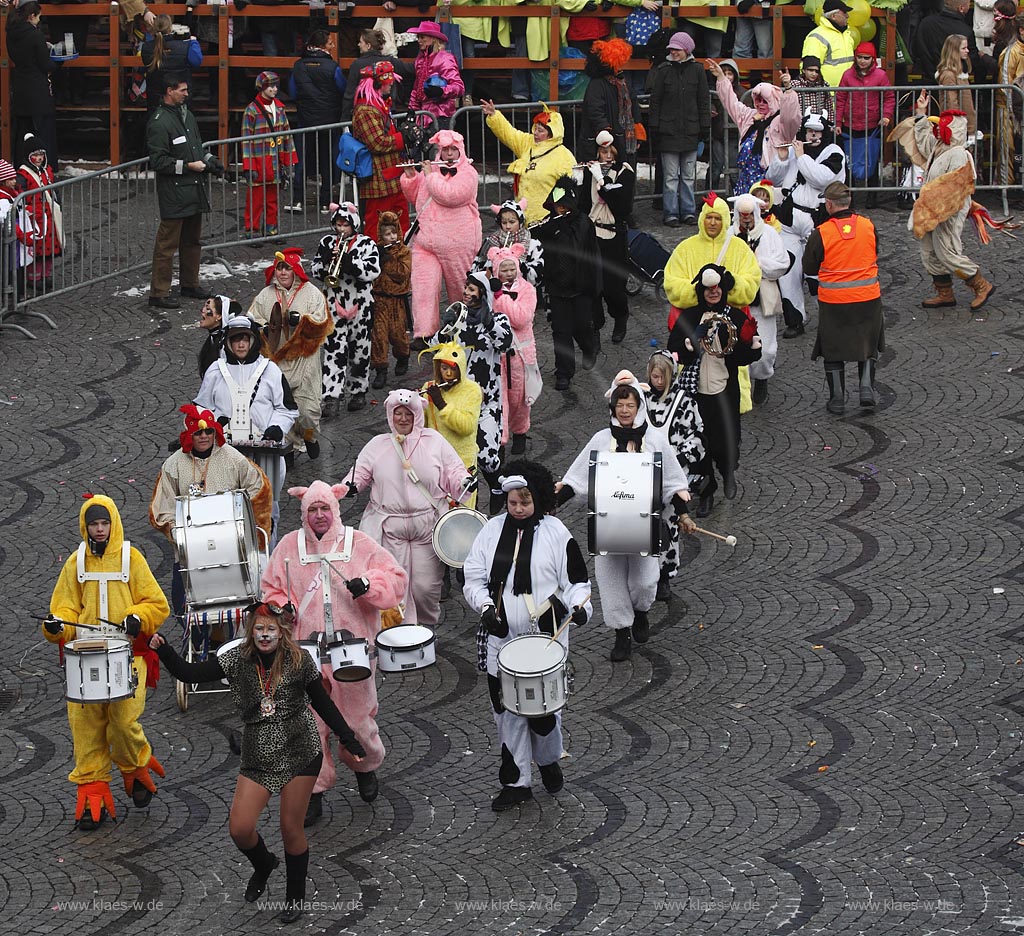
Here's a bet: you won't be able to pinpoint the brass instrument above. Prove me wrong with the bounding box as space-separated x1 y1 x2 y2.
392 160 448 169
324 239 348 290
698 312 737 358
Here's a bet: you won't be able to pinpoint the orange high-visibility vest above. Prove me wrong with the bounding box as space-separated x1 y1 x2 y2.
817 214 881 304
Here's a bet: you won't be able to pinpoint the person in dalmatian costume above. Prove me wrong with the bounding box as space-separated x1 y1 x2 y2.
400 128 481 342
311 202 381 415
765 108 846 338
429 271 513 514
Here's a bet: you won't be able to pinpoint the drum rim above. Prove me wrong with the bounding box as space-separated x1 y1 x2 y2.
432 507 487 567
374 623 436 652
65 636 133 653
326 635 370 650
215 636 247 658
496 634 567 676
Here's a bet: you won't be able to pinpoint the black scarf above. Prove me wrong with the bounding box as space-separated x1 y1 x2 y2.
741 110 778 158
488 514 541 600
610 422 647 452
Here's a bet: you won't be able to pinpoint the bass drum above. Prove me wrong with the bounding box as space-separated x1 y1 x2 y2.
174 491 265 608
587 450 663 556
432 507 487 569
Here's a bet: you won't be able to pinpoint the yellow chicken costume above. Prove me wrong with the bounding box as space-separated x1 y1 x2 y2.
45 495 170 827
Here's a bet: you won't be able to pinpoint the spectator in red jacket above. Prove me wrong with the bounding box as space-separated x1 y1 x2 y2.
835 43 895 202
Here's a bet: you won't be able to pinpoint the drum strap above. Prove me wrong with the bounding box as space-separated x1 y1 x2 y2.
297 528 353 565
218 358 270 440
76 541 131 625
297 529 354 639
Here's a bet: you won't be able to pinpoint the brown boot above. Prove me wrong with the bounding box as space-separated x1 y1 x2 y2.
921 275 956 308
965 272 994 310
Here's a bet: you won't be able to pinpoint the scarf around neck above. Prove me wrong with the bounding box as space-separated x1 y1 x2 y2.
488 514 542 599
610 422 647 452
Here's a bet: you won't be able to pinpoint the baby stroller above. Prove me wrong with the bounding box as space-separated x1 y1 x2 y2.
625 228 670 301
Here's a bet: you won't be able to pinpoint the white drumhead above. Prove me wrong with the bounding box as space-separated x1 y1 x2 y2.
216 637 246 659
497 635 566 674
432 508 487 568
376 624 434 651
66 637 132 654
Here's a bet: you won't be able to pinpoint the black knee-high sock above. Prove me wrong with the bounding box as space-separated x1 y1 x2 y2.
285 849 309 903
241 833 274 871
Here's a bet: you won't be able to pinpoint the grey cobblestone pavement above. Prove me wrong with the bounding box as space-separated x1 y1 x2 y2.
1 197 1023 935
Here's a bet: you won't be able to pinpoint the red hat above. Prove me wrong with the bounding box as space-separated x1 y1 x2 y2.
855 42 876 56
265 248 308 286
408 20 448 43
359 59 396 82
179 404 225 453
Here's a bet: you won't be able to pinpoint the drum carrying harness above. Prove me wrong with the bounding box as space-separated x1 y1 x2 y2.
218 357 271 440
76 541 131 631
297 528 353 640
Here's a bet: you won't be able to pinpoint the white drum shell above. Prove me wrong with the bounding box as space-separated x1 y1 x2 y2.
496 634 568 716
299 636 323 670
432 507 487 569
174 491 264 608
64 637 136 704
374 624 437 672
327 636 371 682
587 450 663 555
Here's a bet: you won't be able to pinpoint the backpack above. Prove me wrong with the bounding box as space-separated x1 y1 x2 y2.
336 131 373 180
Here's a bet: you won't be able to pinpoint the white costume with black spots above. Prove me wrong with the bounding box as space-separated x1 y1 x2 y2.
311 216 381 402
471 198 545 287
463 513 591 791
560 381 690 631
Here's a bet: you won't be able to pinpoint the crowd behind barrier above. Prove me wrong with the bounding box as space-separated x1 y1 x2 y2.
1 86 1021 330
0 3 899 167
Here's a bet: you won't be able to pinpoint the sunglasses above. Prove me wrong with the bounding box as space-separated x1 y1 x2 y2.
194 427 216 436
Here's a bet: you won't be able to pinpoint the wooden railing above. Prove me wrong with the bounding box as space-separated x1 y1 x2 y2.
0 3 895 165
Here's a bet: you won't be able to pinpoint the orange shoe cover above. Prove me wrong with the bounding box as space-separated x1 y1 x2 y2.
75 781 116 823
122 755 166 796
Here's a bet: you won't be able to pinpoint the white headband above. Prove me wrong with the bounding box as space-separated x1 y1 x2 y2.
499 475 528 493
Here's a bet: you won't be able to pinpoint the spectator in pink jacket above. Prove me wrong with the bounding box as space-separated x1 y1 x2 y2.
400 129 482 339
708 60 802 195
835 43 895 200
406 20 465 122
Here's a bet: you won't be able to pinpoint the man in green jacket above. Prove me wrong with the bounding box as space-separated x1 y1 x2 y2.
146 76 214 310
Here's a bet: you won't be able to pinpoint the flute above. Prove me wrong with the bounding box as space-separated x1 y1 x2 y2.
418 379 458 396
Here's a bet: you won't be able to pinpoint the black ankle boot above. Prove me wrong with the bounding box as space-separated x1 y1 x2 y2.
824 364 846 415
511 433 527 456
610 628 632 662
279 849 309 923
371 368 387 390
394 356 409 376
242 835 279 902
858 360 876 407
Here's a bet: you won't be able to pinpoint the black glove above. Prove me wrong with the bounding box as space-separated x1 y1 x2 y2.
345 577 370 598
481 605 508 638
720 270 736 296
463 471 478 494
737 0 756 12
203 153 226 179
340 732 366 758
262 425 283 442
344 482 358 499
123 615 142 637
424 84 444 100
44 616 63 635
555 484 575 507
570 605 588 625
217 415 231 427
339 252 358 276
426 384 445 408
488 277 502 295
288 310 301 327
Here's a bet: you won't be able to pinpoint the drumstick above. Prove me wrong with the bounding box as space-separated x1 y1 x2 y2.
547 594 591 645
693 526 738 546
285 558 295 625
32 615 105 631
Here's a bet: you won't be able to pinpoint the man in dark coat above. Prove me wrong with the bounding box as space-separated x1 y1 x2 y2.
578 38 641 163
648 31 710 226
912 0 996 81
146 76 214 310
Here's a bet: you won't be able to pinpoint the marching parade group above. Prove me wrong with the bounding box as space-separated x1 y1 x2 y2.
37 22 1002 924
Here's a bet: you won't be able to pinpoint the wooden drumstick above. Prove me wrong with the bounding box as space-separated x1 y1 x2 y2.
547 594 591 644
693 526 738 546
285 557 295 624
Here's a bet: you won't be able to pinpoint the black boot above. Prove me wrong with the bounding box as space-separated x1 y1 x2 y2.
632 609 650 644
440 565 452 601
695 490 714 518
303 791 323 827
824 364 846 415
242 834 279 902
511 433 527 456
371 368 387 390
610 628 632 662
656 569 672 603
356 769 379 803
611 318 628 344
394 356 409 376
752 378 769 405
347 392 367 412
858 360 876 407
781 301 805 339
279 849 308 923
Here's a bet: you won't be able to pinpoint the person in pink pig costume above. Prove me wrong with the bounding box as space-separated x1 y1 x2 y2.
260 479 408 826
400 128 481 341
348 388 473 631
488 243 539 458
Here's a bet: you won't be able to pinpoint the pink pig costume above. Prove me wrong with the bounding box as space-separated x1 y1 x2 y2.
352 389 470 630
400 130 481 339
261 480 408 796
489 243 538 437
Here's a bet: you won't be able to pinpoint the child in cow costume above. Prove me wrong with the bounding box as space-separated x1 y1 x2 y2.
312 202 381 414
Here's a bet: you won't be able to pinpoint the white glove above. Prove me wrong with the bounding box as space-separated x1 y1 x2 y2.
589 162 604 184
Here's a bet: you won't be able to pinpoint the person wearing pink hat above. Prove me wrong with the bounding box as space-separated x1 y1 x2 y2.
407 20 464 121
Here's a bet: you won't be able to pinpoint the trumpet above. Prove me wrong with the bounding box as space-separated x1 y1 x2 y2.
418 379 458 396
324 239 350 290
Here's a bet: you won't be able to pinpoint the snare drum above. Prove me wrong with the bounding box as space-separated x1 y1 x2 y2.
299 633 324 669
64 637 136 704
432 507 487 569
327 634 371 682
587 450 663 556
174 491 265 608
496 634 568 716
375 624 436 672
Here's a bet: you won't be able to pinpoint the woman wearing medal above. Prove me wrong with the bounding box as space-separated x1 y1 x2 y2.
150 602 365 924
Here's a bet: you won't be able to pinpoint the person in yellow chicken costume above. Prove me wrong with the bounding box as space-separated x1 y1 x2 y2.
44 495 170 830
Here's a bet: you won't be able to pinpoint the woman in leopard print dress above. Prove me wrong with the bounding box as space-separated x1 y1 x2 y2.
151 603 364 924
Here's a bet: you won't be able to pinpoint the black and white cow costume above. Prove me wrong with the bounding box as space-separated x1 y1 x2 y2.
431 271 513 508
311 202 381 414
471 198 545 288
462 461 592 811
765 109 845 334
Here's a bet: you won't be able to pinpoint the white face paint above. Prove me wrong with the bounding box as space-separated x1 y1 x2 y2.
253 618 281 653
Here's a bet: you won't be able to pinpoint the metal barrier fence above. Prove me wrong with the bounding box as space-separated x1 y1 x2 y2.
2 84 1021 336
